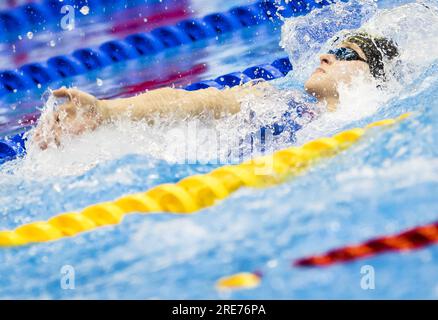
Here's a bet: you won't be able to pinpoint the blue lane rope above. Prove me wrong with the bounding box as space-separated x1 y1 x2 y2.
185 57 292 90
0 0 340 96
0 0 334 40
0 132 27 164
0 56 292 164
0 0 168 40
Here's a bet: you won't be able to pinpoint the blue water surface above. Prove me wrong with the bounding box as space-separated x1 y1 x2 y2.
0 0 437 299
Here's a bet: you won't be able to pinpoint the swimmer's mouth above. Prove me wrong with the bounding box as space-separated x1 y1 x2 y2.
314 67 326 74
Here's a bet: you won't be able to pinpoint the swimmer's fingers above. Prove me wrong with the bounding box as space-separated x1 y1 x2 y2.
53 87 84 100
52 87 71 99
53 87 97 106
33 111 61 150
32 128 46 150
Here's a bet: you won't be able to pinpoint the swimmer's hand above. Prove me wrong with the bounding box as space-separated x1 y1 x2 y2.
33 88 108 150
32 82 264 149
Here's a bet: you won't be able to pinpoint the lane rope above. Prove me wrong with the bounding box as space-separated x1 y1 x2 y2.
216 272 262 290
218 214 436 291
294 220 438 267
0 112 410 247
0 0 341 95
0 0 171 39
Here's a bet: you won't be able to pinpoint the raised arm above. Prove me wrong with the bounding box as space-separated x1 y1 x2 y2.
32 81 270 149
99 86 244 122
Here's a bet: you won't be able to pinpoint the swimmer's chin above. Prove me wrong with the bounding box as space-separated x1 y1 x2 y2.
304 81 321 100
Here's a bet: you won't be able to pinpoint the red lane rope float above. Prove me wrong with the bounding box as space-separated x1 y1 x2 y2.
110 4 190 36
294 221 438 267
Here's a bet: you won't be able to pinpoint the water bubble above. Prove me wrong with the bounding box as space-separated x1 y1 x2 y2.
80 6 89 15
96 78 103 86
267 260 278 268
52 184 62 193
26 32 34 39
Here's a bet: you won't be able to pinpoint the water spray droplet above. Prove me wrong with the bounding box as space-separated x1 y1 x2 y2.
80 6 89 15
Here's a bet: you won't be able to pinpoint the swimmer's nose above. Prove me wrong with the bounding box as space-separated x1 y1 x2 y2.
319 53 336 65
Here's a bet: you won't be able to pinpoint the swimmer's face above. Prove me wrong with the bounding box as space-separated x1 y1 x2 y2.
304 42 371 102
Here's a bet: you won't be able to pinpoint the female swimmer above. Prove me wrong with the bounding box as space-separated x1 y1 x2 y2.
32 32 399 150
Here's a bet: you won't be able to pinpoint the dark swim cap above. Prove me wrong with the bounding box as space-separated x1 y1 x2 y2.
345 32 399 81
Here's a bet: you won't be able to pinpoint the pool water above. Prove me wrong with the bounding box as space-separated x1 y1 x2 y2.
0 0 437 299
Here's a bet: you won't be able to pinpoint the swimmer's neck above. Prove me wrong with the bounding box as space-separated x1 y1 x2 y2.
318 96 339 112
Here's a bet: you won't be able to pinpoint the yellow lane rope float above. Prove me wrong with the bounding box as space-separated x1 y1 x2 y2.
0 113 410 247
216 272 262 291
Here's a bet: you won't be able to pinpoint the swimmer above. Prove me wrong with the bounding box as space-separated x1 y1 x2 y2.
33 32 399 150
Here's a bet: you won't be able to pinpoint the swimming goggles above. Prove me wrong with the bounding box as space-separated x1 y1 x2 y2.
328 47 367 63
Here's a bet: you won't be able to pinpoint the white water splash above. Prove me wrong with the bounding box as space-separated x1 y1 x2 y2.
295 74 387 143
280 0 378 83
